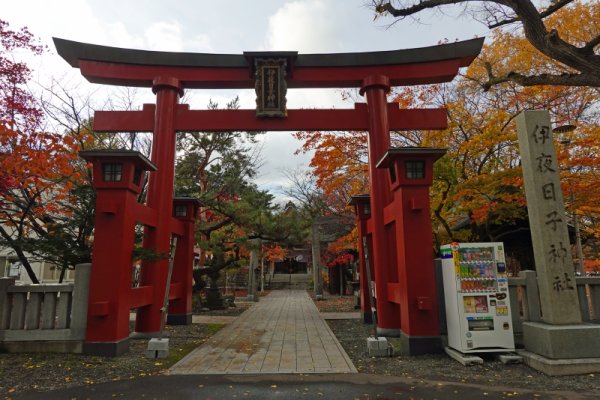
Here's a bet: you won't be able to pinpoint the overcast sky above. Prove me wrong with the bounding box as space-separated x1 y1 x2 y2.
4 1 486 198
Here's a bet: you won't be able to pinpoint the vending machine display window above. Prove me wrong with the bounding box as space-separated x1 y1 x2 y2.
463 296 488 313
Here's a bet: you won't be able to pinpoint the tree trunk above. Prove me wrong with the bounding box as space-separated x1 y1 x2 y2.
311 223 323 296
0 225 40 283
59 263 67 283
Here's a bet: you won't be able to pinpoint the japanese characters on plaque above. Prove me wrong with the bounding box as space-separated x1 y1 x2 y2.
516 111 581 324
254 58 288 118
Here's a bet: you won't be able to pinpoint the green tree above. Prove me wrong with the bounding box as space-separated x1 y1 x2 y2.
175 100 314 290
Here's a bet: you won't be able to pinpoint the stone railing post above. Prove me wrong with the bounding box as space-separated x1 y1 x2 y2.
520 270 542 322
508 283 522 334
575 277 600 321
70 263 92 339
0 277 16 329
586 279 600 321
576 277 591 321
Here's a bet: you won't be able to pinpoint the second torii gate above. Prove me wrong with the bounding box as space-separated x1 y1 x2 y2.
54 37 483 356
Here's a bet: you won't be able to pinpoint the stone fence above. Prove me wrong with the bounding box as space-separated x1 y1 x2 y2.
3 262 600 353
435 263 600 342
0 263 91 352
508 270 600 338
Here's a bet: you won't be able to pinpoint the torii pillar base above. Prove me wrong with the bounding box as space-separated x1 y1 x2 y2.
392 333 443 356
83 338 130 357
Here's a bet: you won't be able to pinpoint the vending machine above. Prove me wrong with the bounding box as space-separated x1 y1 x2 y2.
440 242 515 353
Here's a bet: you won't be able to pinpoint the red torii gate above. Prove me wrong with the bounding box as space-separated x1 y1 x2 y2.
54 37 483 356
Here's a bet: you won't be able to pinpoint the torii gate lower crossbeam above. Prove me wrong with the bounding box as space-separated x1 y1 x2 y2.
93 104 447 132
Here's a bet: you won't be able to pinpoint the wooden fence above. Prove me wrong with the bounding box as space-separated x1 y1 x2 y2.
0 263 91 352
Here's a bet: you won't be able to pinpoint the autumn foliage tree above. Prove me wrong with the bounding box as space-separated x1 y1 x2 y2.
0 20 90 282
430 9 600 253
262 243 288 263
293 88 429 261
372 1 600 88
296 19 600 266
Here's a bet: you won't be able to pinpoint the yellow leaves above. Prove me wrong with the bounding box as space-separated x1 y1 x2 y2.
21 359 43 369
467 2 599 87
546 2 600 47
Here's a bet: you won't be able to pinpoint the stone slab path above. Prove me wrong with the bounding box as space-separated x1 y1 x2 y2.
320 312 361 320
168 290 357 375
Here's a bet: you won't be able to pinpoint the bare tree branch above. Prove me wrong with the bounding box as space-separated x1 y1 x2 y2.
582 34 600 55
375 0 481 17
483 71 600 90
488 0 575 28
372 0 600 88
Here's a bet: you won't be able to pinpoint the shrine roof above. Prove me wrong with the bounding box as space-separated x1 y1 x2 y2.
54 37 484 69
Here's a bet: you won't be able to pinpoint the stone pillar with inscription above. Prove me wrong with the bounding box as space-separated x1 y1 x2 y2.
516 110 600 374
517 111 581 324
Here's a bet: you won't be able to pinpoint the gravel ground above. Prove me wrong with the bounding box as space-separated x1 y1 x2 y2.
0 297 253 399
328 317 600 396
313 294 358 312
313 293 600 395
3 293 599 398
0 322 223 398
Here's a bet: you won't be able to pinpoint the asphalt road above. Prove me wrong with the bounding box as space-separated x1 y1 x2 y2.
13 373 591 400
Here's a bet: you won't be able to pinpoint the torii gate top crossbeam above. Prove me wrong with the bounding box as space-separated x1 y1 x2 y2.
53 37 484 89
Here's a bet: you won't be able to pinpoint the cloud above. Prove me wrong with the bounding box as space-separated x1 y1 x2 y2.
103 22 146 49
263 0 339 53
254 132 314 191
286 88 348 109
90 20 187 53
189 34 213 53
144 21 184 51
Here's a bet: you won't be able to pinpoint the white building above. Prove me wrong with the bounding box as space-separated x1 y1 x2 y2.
0 246 74 283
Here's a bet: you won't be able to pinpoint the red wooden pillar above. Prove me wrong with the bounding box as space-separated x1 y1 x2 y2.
376 147 445 354
167 198 200 325
349 195 373 324
80 151 157 356
136 77 183 333
360 76 399 336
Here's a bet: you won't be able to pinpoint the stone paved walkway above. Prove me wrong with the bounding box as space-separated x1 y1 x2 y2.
168 290 357 374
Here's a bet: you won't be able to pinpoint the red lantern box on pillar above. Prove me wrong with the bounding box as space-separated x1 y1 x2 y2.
375 147 446 355
168 197 200 325
348 195 374 324
82 150 156 194
80 150 157 356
